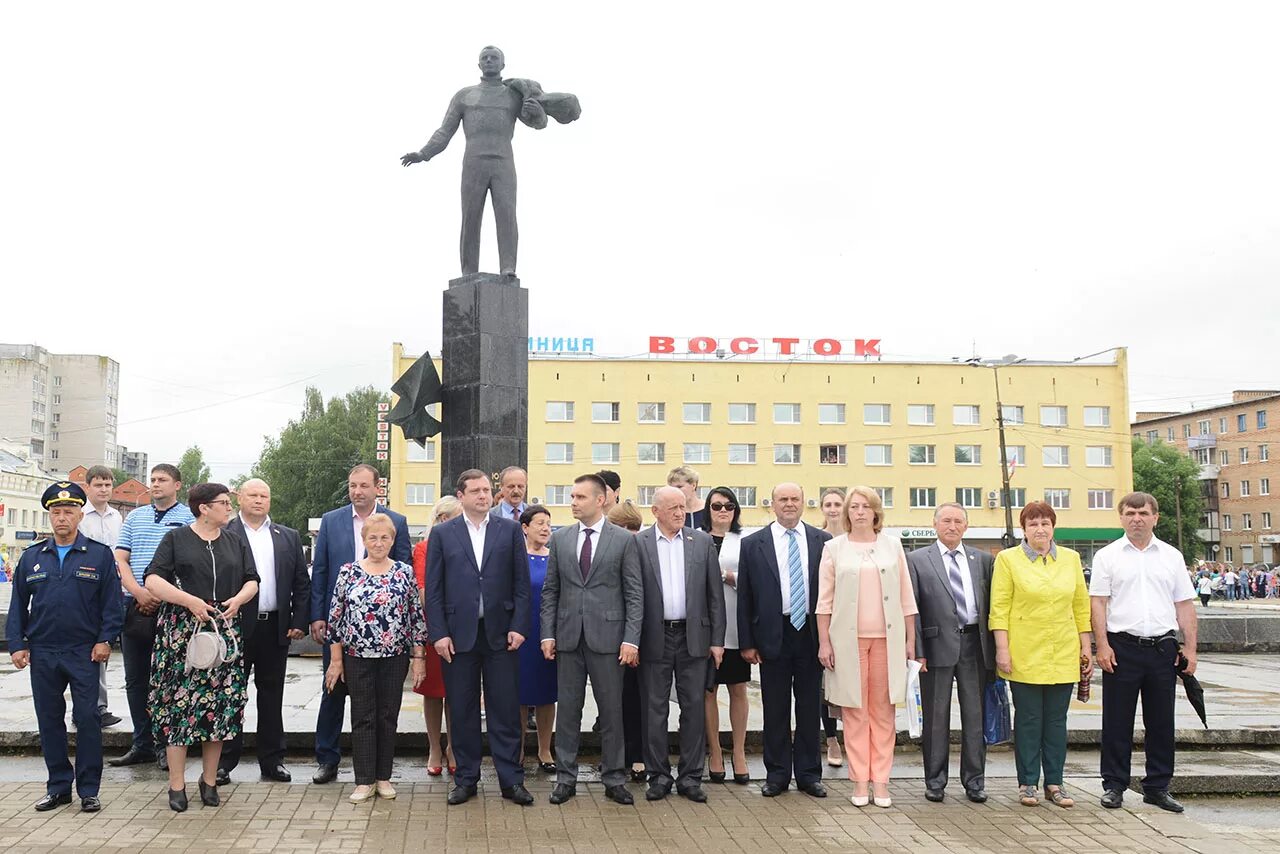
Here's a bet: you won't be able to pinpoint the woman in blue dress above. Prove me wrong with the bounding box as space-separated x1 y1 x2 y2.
518 505 557 773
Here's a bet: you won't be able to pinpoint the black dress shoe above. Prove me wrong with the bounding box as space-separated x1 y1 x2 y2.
925 788 945 802
34 792 72 811
965 789 988 804
108 747 156 767
708 771 726 783
215 769 231 787
1143 790 1184 813
81 796 102 812
447 784 478 805
798 781 828 798
679 785 708 803
539 761 557 775
760 781 787 797
549 783 576 804
262 765 292 783
198 778 220 807
168 788 188 813
312 764 338 785
1101 789 1125 809
645 783 669 801
604 784 634 805
501 784 534 806
99 711 122 727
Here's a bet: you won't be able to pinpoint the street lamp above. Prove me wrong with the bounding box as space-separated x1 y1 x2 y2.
968 355 1025 549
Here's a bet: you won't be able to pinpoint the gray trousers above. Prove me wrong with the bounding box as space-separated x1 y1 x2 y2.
98 662 109 711
920 630 987 793
639 622 709 792
555 645 626 787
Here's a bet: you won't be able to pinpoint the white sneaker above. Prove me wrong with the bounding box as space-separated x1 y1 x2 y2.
349 785 375 803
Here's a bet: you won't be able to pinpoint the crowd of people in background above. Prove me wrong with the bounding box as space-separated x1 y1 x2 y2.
1190 562 1277 605
4 461 1199 820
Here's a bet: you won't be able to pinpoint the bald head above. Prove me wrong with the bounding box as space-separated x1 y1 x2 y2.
652 485 688 536
771 482 804 528
237 477 272 525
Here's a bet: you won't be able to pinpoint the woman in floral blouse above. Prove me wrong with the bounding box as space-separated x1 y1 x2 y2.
325 514 428 803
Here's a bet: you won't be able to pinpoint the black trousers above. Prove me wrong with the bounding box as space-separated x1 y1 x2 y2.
442 620 524 789
220 613 291 773
1101 632 1178 794
759 621 822 787
345 654 409 785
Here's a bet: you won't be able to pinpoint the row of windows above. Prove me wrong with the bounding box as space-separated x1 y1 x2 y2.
1222 512 1274 531
1215 445 1271 465
1182 410 1271 436
4 508 51 528
1220 478 1271 498
546 401 1113 428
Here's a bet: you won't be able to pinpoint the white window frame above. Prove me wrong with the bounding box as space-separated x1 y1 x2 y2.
1088 489 1115 510
1043 446 1070 467
545 442 574 464
405 483 436 505
1040 405 1068 428
773 403 801 424
638 402 666 424
683 442 712 464
908 444 936 465
953 405 980 426
1044 488 1071 510
863 403 891 425
545 401 575 422
909 487 937 509
728 443 756 464
818 403 846 425
865 444 893 466
874 487 894 508
1085 446 1113 467
728 403 756 424
774 443 801 465
637 442 666 464
819 444 847 465
907 404 936 426
592 443 621 464
683 402 711 424
592 401 620 423
406 440 436 462
546 485 573 506
955 487 982 508
954 445 982 465
731 486 758 507
1083 406 1111 427
1001 405 1025 425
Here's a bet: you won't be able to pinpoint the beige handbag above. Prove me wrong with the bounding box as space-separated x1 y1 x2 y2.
185 614 238 673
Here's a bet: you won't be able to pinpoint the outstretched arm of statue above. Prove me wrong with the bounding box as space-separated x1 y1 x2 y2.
401 92 463 166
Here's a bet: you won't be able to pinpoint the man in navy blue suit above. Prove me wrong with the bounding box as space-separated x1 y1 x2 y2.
737 483 832 798
308 463 411 784
426 469 533 805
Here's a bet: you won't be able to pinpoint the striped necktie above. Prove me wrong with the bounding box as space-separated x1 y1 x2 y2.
786 528 806 630
946 550 969 623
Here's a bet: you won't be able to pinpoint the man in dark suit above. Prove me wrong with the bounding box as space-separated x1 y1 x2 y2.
308 463 411 784
541 473 643 805
426 468 533 806
737 483 831 798
636 486 725 802
217 478 310 784
906 503 995 803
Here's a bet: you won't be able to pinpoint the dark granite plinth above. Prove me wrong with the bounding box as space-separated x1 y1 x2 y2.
440 273 528 492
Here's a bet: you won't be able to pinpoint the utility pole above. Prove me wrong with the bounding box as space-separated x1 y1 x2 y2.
992 364 1016 548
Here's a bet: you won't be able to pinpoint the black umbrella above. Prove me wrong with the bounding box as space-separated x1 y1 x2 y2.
1176 647 1208 729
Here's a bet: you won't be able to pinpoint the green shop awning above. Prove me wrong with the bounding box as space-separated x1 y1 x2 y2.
1055 528 1123 540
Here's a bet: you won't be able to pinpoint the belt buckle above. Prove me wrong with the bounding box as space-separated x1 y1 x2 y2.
1138 635 1156 647
257 612 270 621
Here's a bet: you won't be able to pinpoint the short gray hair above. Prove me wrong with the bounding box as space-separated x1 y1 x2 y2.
933 502 969 523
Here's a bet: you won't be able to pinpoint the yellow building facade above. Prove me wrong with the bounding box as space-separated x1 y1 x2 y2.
390 343 1132 560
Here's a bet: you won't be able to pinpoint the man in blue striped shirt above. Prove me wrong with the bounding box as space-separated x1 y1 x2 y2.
108 464 194 769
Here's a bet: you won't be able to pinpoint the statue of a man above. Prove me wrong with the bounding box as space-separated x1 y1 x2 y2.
401 46 579 277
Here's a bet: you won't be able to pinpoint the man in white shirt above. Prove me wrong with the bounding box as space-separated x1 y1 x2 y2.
1090 492 1198 813
77 466 123 728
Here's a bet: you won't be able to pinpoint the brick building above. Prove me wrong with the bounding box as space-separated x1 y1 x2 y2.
1133 390 1280 565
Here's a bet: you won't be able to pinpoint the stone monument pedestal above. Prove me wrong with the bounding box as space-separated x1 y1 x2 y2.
440 273 529 492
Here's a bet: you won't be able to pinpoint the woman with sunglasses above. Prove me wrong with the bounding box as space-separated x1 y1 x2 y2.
701 487 750 784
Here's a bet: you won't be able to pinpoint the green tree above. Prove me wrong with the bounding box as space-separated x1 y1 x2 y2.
110 467 131 487
1131 438 1204 563
176 445 212 500
249 385 388 533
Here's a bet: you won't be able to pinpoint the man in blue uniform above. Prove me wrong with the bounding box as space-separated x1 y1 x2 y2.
5 482 123 812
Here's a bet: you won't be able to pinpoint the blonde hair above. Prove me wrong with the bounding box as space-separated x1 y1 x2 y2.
666 465 700 487
432 496 462 526
842 485 885 534
607 502 644 532
361 513 396 540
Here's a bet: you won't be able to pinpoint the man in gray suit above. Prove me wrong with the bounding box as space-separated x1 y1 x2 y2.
636 487 725 803
540 473 643 805
906 503 996 804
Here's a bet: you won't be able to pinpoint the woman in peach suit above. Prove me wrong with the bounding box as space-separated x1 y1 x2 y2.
817 485 919 808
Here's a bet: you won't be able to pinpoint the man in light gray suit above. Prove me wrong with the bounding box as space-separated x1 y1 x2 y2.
636 487 725 803
906 503 996 804
540 473 643 805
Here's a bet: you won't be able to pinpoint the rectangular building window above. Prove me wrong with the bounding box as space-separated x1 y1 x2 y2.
774 444 801 465
1219 450 1230 466
819 444 847 465
1084 406 1111 427
1002 446 1027 466
1242 545 1255 564
638 442 666 463
636 486 659 505
731 486 758 507
1040 406 1068 427
1238 413 1248 432
1263 511 1272 528
1088 489 1114 510
1241 447 1250 464
1220 417 1228 434
908 444 936 465
1241 480 1251 497
1001 405 1024 425
909 487 937 508
1167 427 1174 441
907 404 935 426
863 403 891 425
1225 546 1234 562
955 487 982 508
1243 513 1253 530
1003 488 1027 508
683 403 711 424
1260 410 1269 429
1223 514 1233 531
728 443 756 464
818 403 846 424
1043 446 1070 467
1198 420 1211 435
1044 488 1071 509
953 405 980 425
592 401 620 423
546 486 573 506
1261 444 1270 462
546 401 574 422
638 402 665 423
954 445 982 465
1221 482 1230 498
1182 424 1192 438
773 403 801 424
405 483 436 505
865 445 892 466
1145 430 1158 444
1261 478 1271 496
592 443 620 464
407 441 436 462
874 487 894 508
1086 446 1113 467
684 443 711 464
545 442 574 464
728 403 756 424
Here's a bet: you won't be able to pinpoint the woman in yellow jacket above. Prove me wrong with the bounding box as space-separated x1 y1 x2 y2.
989 501 1092 808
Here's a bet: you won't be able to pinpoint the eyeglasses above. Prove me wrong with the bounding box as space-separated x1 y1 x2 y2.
207 499 233 508
709 502 736 512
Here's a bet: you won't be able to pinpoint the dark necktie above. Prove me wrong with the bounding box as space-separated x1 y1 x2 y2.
580 528 594 582
946 550 969 623
512 505 520 520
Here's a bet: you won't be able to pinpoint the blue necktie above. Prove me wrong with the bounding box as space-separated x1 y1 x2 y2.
786 528 806 630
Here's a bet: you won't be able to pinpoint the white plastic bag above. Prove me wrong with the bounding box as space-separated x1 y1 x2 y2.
905 659 924 738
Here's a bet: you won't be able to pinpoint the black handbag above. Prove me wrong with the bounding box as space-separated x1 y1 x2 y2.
123 598 158 640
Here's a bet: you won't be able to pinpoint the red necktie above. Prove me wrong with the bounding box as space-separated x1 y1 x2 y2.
580 528 594 581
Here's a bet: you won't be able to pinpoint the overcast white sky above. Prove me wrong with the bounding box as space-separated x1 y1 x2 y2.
3 2 1277 482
